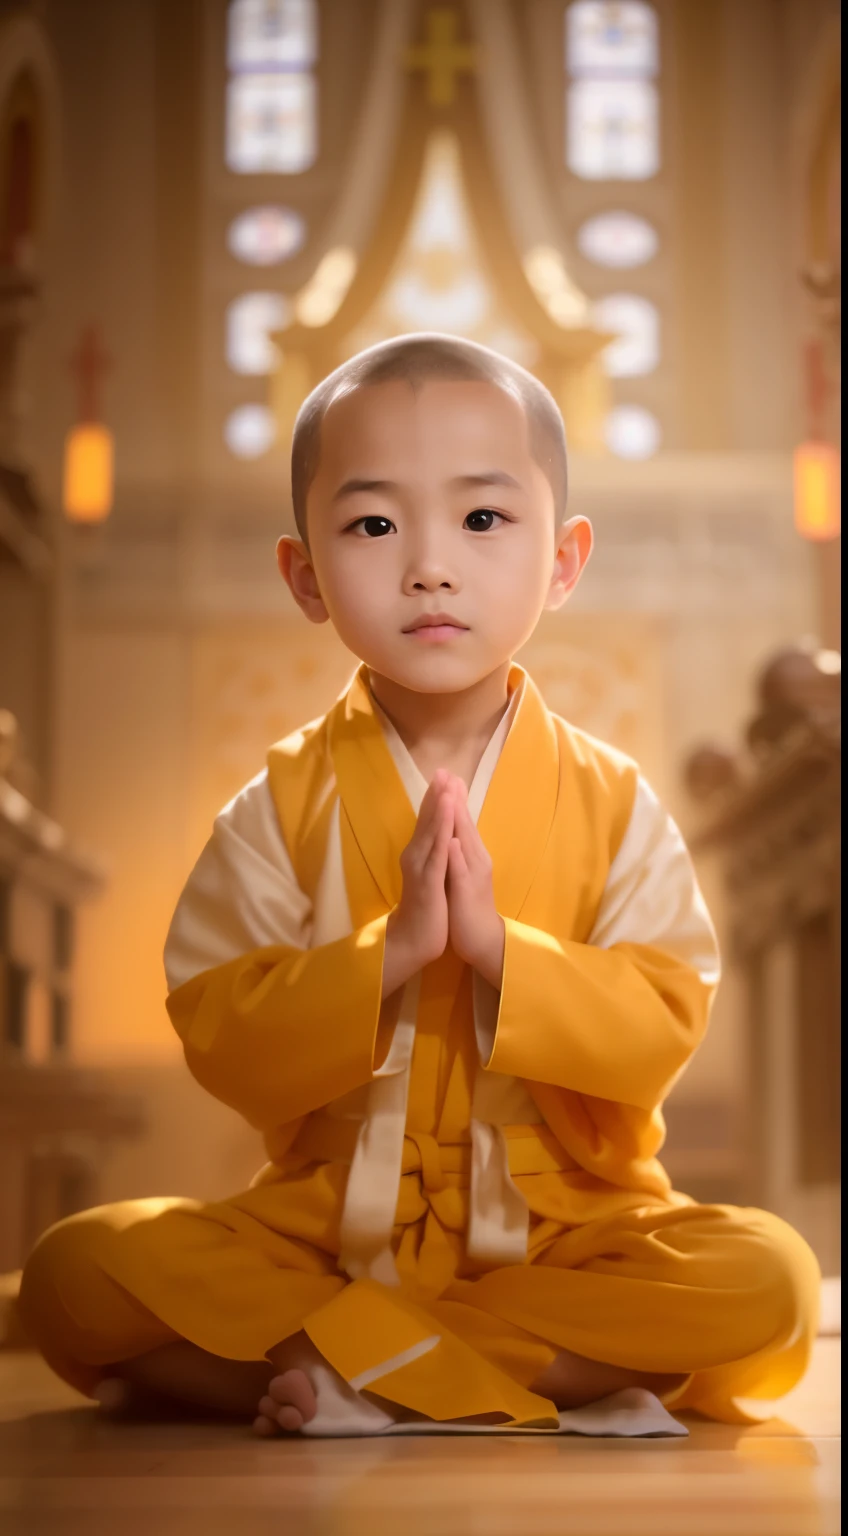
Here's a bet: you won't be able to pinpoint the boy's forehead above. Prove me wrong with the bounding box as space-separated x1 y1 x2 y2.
317 378 533 476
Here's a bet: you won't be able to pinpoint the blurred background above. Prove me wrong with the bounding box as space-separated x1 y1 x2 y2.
0 0 840 1309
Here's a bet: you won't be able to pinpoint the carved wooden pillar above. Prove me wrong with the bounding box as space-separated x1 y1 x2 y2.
0 262 37 467
0 717 146 1276
686 645 841 1272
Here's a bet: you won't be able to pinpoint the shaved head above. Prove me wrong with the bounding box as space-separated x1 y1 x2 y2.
290 333 568 543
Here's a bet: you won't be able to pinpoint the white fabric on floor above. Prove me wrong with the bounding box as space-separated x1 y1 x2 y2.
300 1367 688 1439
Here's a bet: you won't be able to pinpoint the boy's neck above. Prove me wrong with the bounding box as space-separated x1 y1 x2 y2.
367 662 513 787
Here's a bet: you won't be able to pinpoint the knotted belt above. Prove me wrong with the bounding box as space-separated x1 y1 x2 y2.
267 1115 578 1283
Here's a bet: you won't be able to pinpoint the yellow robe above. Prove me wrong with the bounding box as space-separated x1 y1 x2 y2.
19 665 819 1426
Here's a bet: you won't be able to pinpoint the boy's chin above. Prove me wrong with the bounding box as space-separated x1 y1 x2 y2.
364 650 507 695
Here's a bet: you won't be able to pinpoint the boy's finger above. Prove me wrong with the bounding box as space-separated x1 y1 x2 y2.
447 835 468 880
434 790 456 847
413 790 453 871
449 774 469 803
421 769 449 815
424 793 453 874
413 779 444 842
452 790 477 850
456 795 491 872
419 769 453 823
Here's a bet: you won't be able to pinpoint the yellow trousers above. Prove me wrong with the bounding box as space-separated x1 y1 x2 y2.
19 1173 819 1426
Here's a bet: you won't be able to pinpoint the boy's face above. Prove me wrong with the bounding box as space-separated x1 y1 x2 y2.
279 380 590 695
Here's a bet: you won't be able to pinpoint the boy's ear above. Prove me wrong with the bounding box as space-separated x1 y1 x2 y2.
544 516 593 611
276 535 330 624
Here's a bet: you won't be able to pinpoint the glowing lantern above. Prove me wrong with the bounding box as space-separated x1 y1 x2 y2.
63 325 114 525
793 441 841 542
63 423 114 524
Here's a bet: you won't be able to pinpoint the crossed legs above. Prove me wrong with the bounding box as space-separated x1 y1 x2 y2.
110 1330 684 1435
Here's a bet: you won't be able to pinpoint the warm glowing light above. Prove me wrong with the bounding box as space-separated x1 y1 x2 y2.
604 404 660 459
63 423 114 524
793 441 841 541
522 245 590 326
294 247 357 327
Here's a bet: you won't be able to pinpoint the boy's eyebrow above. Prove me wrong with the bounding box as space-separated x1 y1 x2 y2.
332 477 399 503
450 471 523 491
330 470 524 504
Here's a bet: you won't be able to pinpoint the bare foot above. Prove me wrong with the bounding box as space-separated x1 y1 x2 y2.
93 1377 133 1413
253 1332 436 1438
254 1369 318 1435
252 1331 520 1437
92 1376 192 1420
252 1332 323 1436
530 1348 685 1410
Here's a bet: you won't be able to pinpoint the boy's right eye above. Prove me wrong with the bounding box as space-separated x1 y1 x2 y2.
351 516 395 537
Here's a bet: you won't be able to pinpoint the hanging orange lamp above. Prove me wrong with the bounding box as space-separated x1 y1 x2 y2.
63 326 114 525
63 422 114 524
794 339 840 542
793 439 841 541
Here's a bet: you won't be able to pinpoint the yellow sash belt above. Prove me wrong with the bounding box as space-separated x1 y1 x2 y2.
252 1118 579 1268
286 1114 577 1180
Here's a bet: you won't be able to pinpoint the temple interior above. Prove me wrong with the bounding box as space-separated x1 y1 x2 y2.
0 1 841 1531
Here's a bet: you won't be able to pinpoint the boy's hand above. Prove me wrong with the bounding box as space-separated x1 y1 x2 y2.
382 771 453 997
446 779 505 989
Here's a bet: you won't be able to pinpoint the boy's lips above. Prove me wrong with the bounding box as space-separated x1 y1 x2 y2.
403 613 470 643
403 612 469 632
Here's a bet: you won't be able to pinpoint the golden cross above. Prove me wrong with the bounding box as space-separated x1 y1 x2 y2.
406 7 477 108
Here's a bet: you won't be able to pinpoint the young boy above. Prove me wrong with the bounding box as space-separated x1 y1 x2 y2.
20 335 819 1437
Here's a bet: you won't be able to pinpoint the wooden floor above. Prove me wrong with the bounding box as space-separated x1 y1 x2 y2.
0 1340 840 1536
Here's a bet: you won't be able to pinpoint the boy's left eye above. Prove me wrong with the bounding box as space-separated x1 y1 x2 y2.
464 509 503 532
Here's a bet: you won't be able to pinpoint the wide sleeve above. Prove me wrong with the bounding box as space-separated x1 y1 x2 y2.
164 770 389 1131
475 776 720 1113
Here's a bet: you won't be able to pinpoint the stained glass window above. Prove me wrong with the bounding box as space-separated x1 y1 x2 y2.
226 0 317 173
224 403 277 457
565 2 659 180
567 78 657 179
566 2 658 76
604 403 660 457
227 74 316 173
228 0 317 71
228 206 306 264
594 292 659 376
226 292 290 374
577 210 658 267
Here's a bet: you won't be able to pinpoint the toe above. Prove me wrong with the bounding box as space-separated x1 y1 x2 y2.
275 1404 304 1433
93 1378 129 1412
252 1414 277 1437
268 1368 318 1424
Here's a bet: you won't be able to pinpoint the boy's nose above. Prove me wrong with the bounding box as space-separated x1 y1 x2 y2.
409 570 456 592
402 548 459 593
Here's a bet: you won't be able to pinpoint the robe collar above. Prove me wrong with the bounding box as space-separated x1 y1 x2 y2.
328 662 560 926
371 684 520 825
